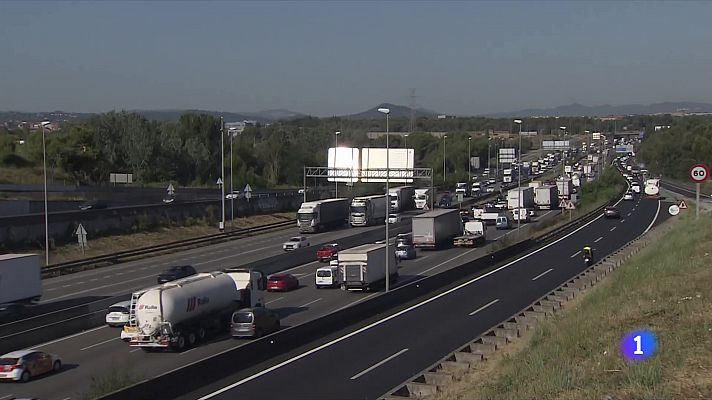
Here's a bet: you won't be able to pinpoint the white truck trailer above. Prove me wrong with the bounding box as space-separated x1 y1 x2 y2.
534 185 559 210
0 254 42 304
556 177 573 199
389 186 415 212
507 187 535 210
350 194 388 226
125 268 265 351
338 243 397 291
411 209 463 249
296 198 350 233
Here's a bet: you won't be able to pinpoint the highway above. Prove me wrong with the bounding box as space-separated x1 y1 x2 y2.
178 192 664 400
3 208 558 400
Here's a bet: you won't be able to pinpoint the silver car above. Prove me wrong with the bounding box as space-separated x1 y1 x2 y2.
231 307 280 338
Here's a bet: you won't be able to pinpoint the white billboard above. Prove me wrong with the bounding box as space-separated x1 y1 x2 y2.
592 132 601 140
498 148 516 163
361 148 415 183
470 156 480 169
327 147 360 183
542 140 570 150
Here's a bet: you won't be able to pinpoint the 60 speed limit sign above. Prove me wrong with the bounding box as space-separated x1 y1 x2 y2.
689 164 710 183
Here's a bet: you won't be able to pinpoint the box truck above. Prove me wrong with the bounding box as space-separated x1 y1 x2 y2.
411 209 463 249
414 188 432 210
453 220 486 248
556 177 573 199
534 185 559 210
350 195 388 226
507 187 535 210
338 243 397 291
0 254 42 304
389 186 415 212
296 198 350 233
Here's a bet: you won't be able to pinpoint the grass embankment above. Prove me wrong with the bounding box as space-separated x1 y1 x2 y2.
48 212 294 264
437 213 712 400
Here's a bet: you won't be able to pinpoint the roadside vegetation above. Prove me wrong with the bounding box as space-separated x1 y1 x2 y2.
437 212 712 400
639 117 712 180
80 363 143 400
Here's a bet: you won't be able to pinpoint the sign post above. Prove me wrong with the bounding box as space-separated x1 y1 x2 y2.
689 163 710 220
244 184 253 201
76 223 87 255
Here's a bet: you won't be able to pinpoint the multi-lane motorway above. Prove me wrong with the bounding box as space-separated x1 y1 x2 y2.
182 190 664 400
3 203 558 400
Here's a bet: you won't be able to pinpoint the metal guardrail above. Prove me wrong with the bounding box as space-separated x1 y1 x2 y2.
42 219 295 277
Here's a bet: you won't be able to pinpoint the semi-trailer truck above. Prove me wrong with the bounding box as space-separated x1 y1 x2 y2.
296 198 349 233
534 185 559 210
389 186 415 212
556 177 573 199
414 188 431 209
0 254 42 304
453 220 486 248
338 243 397 291
411 209 463 249
350 195 388 226
125 268 266 351
507 187 535 210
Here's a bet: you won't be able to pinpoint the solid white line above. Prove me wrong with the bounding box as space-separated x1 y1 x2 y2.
194 245 272 265
43 273 157 302
283 261 320 273
468 298 500 316
80 337 118 351
265 297 284 305
594 236 603 243
130 348 142 353
296 273 314 280
349 348 409 380
570 250 581 258
332 293 379 313
627 212 632 216
532 268 554 281
32 325 108 349
620 219 625 222
420 247 478 275
411 255 430 263
196 205 606 400
0 394 15 400
610 226 617 232
644 199 661 234
298 298 322 308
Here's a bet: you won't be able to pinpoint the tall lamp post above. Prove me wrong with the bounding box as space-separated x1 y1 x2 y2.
468 136 472 196
442 135 447 183
404 133 409 175
334 131 340 197
377 108 391 293
40 121 50 265
220 117 226 232
487 136 492 179
559 126 567 177
514 119 523 236
229 127 236 227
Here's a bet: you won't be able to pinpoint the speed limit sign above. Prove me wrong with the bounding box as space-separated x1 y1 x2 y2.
689 164 710 183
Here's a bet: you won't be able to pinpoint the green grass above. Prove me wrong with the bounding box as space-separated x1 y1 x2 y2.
80 363 144 400
437 213 712 400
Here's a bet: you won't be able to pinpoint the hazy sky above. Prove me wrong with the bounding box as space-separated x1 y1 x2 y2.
2 1 712 116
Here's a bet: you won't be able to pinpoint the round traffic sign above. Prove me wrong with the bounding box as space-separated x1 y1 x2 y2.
689 163 710 183
668 204 680 216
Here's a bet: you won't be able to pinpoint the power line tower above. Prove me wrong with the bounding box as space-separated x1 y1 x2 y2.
409 88 417 133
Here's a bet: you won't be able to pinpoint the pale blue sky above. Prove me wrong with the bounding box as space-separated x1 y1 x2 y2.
2 1 712 116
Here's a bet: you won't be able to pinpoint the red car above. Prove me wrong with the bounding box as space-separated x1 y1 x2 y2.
267 274 299 292
316 243 339 262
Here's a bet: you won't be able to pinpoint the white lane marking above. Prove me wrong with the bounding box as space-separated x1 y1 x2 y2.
627 212 632 216
570 250 581 258
181 347 199 355
349 348 409 380
0 395 16 400
31 325 107 349
76 281 85 285
265 297 284 305
468 298 500 316
420 247 479 275
281 260 320 273
298 298 322 308
620 219 625 223
644 199 660 234
196 205 606 400
295 273 314 280
194 245 272 266
332 293 379 313
130 348 142 353
80 337 118 351
43 273 158 302
610 226 617 232
90 278 99 281
115 272 124 276
411 255 430 263
594 236 603 243
46 287 57 291
532 268 554 281
62 285 71 288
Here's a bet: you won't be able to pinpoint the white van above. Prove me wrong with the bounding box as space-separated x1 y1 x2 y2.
315 261 341 289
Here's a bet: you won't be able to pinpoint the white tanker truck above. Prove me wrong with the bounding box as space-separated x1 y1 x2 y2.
124 268 266 351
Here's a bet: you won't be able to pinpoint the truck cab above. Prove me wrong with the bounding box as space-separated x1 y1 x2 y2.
512 208 530 222
455 182 468 196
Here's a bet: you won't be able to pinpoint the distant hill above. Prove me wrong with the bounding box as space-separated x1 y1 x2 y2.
483 102 712 118
0 111 92 124
342 103 439 119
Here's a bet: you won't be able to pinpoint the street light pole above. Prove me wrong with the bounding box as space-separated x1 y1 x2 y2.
487 137 491 179
378 108 391 293
468 136 472 195
335 131 340 197
230 129 234 227
559 126 566 177
41 121 50 265
514 119 523 236
220 117 226 232
443 135 447 183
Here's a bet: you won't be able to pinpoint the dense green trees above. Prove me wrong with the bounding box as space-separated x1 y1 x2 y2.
639 117 712 179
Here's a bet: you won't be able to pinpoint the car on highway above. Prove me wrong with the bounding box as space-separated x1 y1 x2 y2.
395 233 413 247
496 215 511 230
623 192 634 201
604 206 621 219
225 191 243 199
105 300 131 327
0 350 61 382
283 236 310 251
387 213 402 224
78 199 107 211
230 307 280 338
267 273 299 292
395 243 416 260
316 243 339 262
438 194 452 208
485 186 495 193
157 265 197 284
631 183 641 193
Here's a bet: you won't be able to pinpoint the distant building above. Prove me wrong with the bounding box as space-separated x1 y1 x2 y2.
654 125 671 131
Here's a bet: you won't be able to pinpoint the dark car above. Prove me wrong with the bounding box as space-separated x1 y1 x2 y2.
266 273 299 292
395 233 413 247
157 265 197 284
78 200 107 211
439 195 452 208
604 206 621 219
230 307 281 338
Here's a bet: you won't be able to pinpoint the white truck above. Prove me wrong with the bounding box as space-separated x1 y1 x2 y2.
453 220 486 248
556 177 573 199
338 243 397 291
472 207 499 225
389 186 415 212
315 261 341 289
124 268 266 351
644 178 660 197
350 194 388 226
414 188 431 209
411 209 463 249
507 187 535 210
0 254 42 304
512 207 530 222
471 181 481 196
296 198 350 233
455 182 468 196
535 185 559 210
503 168 513 183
